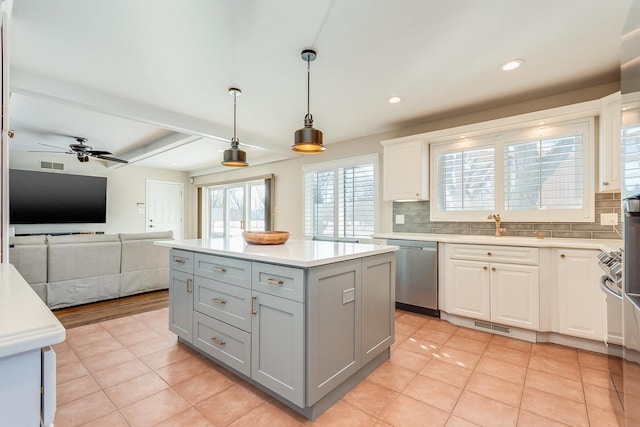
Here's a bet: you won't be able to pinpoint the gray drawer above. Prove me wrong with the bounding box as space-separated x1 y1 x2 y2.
252 262 304 302
171 249 194 274
194 276 252 332
194 253 251 288
193 311 251 377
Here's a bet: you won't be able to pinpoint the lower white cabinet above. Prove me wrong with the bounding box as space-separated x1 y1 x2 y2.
554 248 605 340
444 244 539 330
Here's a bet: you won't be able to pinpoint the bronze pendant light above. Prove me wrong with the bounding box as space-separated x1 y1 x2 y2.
222 87 248 167
292 49 325 154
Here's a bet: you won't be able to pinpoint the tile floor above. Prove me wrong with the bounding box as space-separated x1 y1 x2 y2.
53 308 622 426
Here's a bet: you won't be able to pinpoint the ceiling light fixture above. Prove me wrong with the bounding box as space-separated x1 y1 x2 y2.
222 87 248 167
500 59 524 71
388 96 402 104
292 49 325 154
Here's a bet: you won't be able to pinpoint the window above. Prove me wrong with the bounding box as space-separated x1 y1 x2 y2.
200 176 273 239
303 155 377 239
432 119 594 222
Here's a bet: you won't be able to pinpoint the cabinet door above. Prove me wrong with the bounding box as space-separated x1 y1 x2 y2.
382 139 428 201
599 92 622 192
361 254 395 365
491 263 539 330
447 259 491 321
251 291 304 407
307 259 362 405
169 270 193 342
555 249 605 340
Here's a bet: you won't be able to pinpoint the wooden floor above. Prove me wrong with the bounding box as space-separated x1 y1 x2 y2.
53 290 169 329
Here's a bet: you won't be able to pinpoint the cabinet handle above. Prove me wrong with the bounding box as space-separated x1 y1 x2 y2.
212 266 227 273
487 252 492 256
211 297 227 305
174 258 186 264
251 296 257 315
491 267 496 272
560 254 565 259
210 337 226 346
186 278 192 293
483 266 488 270
267 278 284 286
603 181 610 186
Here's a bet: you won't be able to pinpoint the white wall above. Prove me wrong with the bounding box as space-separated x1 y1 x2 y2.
9 151 190 235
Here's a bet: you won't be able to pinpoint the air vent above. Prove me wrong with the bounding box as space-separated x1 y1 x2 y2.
473 320 511 335
40 161 64 170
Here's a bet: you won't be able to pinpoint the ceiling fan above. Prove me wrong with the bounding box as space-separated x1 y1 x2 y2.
34 137 129 164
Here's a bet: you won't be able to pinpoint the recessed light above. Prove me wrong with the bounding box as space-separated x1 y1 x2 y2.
388 96 402 104
500 59 524 71
538 121 545 125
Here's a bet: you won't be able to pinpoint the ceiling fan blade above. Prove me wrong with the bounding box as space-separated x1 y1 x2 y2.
94 154 128 164
28 150 73 154
86 150 112 156
38 142 68 151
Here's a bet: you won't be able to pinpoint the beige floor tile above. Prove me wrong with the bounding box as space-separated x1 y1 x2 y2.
452 390 519 427
587 404 623 427
342 379 400 417
155 407 216 427
195 382 266 426
482 343 531 367
388 348 431 372
119 388 192 426
139 343 195 370
445 415 481 426
104 371 169 409
56 374 102 406
230 400 305 427
366 361 417 392
99 316 148 337
465 371 523 407
443 335 489 355
57 360 90 384
580 365 612 388
489 335 532 354
65 328 112 349
412 327 453 345
114 327 163 347
55 390 116 427
475 356 527 385
304 400 376 426
530 343 578 362
173 367 237 404
420 358 473 389
127 334 177 357
525 368 585 403
577 350 609 372
81 347 137 373
528 354 581 381
56 348 80 367
73 337 125 360
154 353 213 385
380 395 449 427
429 320 460 334
403 374 463 412
82 411 130 427
391 333 409 351
92 358 151 389
584 383 619 412
396 336 441 357
516 409 569 426
433 345 481 370
453 327 493 343
520 387 589 426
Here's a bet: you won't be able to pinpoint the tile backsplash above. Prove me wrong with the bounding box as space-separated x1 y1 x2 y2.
392 192 622 240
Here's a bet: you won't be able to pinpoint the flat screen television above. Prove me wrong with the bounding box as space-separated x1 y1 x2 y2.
9 169 107 224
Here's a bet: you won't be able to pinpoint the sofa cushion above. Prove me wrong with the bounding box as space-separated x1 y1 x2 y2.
119 231 173 242
48 240 121 282
9 244 47 285
47 234 120 244
10 235 47 245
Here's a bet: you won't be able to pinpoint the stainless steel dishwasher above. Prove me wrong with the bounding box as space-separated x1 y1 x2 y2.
387 239 439 317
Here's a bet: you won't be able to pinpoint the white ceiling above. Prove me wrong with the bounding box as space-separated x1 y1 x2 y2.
7 0 633 174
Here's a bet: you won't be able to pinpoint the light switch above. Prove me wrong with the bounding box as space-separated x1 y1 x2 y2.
395 214 405 224
601 213 619 226
343 288 355 304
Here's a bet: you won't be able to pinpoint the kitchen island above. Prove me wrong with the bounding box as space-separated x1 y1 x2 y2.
155 238 398 420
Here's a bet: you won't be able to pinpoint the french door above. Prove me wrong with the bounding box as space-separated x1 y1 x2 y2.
204 180 267 239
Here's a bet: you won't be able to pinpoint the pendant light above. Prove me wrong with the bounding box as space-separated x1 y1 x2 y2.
222 87 248 167
292 49 325 154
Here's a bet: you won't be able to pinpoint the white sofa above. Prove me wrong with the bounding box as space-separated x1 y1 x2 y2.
9 231 173 309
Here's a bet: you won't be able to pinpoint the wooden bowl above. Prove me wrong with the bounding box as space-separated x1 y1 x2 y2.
242 231 290 245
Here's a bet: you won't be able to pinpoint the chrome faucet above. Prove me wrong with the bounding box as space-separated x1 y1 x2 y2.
487 214 507 237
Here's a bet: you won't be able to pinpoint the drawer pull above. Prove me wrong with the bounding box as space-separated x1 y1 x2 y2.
251 296 257 315
487 252 492 256
212 266 227 273
186 278 192 293
174 258 186 264
560 254 566 259
492 267 496 272
210 337 226 346
483 266 488 270
211 297 227 305
267 278 284 286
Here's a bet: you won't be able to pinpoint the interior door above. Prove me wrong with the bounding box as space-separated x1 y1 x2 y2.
146 180 183 239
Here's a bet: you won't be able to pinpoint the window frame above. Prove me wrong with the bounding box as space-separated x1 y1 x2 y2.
302 154 379 239
430 118 595 223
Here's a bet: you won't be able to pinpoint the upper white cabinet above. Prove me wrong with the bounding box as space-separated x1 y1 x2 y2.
599 92 621 192
381 139 429 201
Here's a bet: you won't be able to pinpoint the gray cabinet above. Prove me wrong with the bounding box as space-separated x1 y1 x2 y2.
169 269 193 342
361 254 395 365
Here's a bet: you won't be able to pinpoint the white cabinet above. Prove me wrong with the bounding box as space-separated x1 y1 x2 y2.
381 139 429 201
599 92 622 192
553 248 605 341
443 244 539 330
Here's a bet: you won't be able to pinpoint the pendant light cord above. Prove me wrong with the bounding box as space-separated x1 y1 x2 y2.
232 90 239 146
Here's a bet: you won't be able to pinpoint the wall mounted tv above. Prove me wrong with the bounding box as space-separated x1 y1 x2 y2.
9 169 107 224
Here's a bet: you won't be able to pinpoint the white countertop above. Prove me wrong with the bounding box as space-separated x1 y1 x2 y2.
373 232 623 252
0 264 65 358
156 238 399 268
